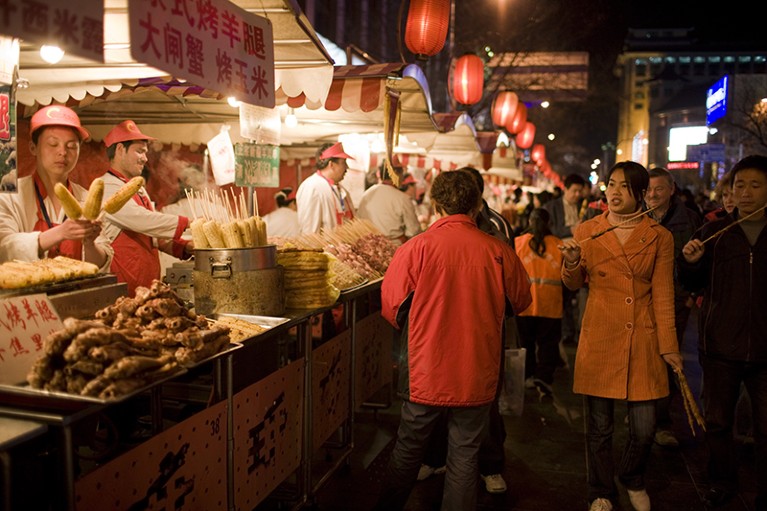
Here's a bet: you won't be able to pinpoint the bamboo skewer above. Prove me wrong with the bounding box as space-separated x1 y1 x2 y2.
674 367 706 436
584 206 659 241
701 205 767 244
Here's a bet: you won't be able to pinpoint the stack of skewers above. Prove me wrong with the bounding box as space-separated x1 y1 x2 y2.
186 189 268 249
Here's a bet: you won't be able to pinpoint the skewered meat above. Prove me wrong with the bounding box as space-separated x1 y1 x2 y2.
102 355 174 380
63 328 131 362
67 360 104 376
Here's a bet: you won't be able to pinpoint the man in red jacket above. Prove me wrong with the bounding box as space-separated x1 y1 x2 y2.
373 169 531 511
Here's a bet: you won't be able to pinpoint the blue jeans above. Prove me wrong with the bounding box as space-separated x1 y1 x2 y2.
700 353 767 500
586 396 657 502
374 400 490 511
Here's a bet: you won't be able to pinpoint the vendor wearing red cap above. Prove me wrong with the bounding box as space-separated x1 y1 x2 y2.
296 141 356 234
357 164 421 246
98 120 192 295
0 105 112 268
263 187 300 238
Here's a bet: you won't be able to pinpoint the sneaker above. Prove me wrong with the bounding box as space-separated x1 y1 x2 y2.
627 489 650 511
481 473 507 493
589 498 613 511
654 429 679 448
525 377 536 389
416 464 445 481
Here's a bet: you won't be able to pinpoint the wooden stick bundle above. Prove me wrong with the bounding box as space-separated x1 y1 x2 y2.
674 367 706 436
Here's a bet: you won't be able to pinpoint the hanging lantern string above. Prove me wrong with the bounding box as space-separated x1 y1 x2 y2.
581 206 659 242
701 205 767 244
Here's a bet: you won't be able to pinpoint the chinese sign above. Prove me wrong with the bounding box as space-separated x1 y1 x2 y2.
234 143 279 187
129 0 275 107
0 1 104 62
207 128 235 186
240 103 280 145
0 294 63 385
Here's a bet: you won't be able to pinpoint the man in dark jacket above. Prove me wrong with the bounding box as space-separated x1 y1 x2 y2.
679 155 767 510
645 168 702 447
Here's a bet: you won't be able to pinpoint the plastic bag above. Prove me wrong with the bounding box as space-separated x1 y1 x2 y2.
499 347 526 417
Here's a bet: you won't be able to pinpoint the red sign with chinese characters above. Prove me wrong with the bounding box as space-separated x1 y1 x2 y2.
0 1 104 62
0 294 63 385
129 0 275 108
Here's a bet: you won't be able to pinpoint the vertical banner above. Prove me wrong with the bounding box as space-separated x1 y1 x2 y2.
129 0 275 107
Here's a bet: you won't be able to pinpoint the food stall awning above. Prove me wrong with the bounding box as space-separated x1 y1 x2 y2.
485 146 523 181
16 0 334 110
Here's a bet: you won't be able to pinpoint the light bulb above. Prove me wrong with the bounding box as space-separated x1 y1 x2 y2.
227 96 241 108
40 45 64 64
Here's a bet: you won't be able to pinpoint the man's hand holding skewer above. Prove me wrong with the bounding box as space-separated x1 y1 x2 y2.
682 239 705 263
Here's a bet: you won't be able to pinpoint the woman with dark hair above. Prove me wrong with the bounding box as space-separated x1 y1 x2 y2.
514 208 563 395
559 161 683 511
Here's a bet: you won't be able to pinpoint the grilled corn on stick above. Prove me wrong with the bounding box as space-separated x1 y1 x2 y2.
190 218 209 248
254 216 267 246
82 178 104 220
246 216 260 246
202 220 225 248
53 183 82 220
102 176 145 215
221 221 244 248
237 219 254 247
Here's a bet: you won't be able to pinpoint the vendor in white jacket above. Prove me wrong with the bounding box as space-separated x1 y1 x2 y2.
0 105 112 269
296 142 356 234
99 120 192 296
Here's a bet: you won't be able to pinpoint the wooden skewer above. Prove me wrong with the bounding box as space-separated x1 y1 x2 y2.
701 205 767 244
585 206 659 241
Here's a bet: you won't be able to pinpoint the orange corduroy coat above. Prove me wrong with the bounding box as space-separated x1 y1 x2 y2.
562 212 678 401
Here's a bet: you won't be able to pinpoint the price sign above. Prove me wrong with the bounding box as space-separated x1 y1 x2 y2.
234 143 280 187
0 294 63 385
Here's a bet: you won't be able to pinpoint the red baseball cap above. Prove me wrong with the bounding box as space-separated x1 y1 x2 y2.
286 190 297 201
401 174 417 186
30 105 90 141
320 142 354 160
104 120 156 147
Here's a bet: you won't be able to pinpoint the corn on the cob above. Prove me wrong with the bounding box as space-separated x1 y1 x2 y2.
82 178 104 220
190 218 209 248
246 216 260 246
254 216 268 246
103 176 145 214
221 221 244 248
237 219 255 247
202 220 225 248
53 183 82 220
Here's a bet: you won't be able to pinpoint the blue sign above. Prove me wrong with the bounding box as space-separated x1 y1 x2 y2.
706 75 728 125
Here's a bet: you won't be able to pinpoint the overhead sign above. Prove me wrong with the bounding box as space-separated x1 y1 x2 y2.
129 0 275 108
687 143 726 163
0 0 104 62
234 143 280 187
706 75 728 125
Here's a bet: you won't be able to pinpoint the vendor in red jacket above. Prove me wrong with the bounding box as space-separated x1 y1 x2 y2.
99 120 192 295
374 169 531 511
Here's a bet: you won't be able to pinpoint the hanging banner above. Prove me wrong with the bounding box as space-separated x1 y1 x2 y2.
207 129 236 186
0 1 104 62
129 0 275 107
234 143 280 187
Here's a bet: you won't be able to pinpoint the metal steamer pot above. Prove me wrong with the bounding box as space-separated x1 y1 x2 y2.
193 246 285 316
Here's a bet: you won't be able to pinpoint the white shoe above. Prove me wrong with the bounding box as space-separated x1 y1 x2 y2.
481 473 507 493
627 489 650 511
589 498 613 511
416 464 445 481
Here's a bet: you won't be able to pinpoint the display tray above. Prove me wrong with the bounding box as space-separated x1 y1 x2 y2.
339 278 369 294
212 313 291 342
0 273 117 298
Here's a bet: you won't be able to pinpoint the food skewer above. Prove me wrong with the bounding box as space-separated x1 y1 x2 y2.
674 367 706 435
583 205 659 241
701 205 767 244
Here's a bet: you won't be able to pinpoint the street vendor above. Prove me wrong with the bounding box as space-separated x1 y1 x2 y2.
356 163 421 246
296 142 356 234
99 120 192 296
0 105 112 269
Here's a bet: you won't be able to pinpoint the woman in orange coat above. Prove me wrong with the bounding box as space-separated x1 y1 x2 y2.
559 161 683 511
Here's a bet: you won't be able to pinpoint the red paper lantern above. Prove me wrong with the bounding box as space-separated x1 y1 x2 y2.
506 102 527 134
453 54 484 105
516 121 536 149
531 143 546 164
491 91 519 127
405 0 451 58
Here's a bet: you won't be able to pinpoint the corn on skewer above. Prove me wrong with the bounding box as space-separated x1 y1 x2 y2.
221 220 244 248
238 219 255 246
202 219 225 248
53 183 83 220
190 218 209 248
102 176 145 215
82 178 104 220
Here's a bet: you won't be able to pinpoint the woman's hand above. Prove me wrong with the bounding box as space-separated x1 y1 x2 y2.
558 238 582 265
38 219 101 252
682 239 705 263
662 352 684 373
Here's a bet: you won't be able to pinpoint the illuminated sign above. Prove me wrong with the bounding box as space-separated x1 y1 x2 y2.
667 161 700 170
706 75 728 125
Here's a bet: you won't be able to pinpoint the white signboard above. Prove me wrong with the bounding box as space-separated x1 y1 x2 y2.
0 1 104 62
208 129 236 186
0 294 63 385
129 0 275 107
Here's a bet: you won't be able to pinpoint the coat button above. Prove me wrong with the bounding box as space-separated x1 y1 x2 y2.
625 297 633 304
626 322 633 330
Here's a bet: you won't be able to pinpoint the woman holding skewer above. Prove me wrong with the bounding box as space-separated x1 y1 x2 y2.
558 161 683 511
678 155 767 511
